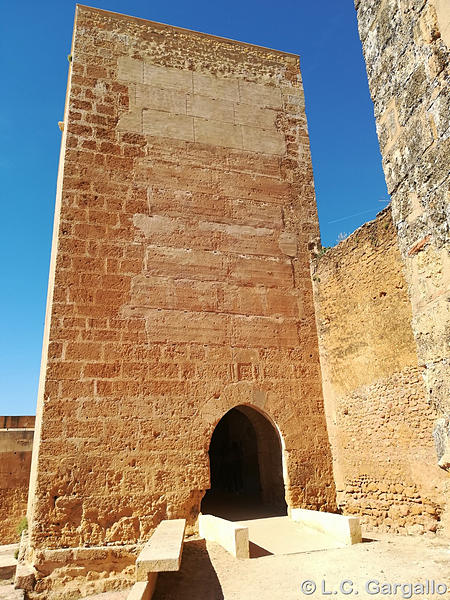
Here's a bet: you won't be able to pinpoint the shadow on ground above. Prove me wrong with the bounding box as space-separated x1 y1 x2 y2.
249 541 272 558
153 539 224 600
201 491 286 521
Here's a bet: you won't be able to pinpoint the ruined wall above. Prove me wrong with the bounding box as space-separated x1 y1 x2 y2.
355 0 449 473
0 416 35 544
27 6 335 596
312 208 448 534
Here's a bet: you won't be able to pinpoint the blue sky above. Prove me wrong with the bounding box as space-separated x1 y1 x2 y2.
0 0 388 415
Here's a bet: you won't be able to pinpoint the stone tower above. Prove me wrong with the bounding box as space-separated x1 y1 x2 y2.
26 5 335 592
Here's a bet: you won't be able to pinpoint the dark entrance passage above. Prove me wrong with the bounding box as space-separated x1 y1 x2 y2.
201 405 287 521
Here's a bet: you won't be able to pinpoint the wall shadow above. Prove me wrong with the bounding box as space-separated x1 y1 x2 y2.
249 541 273 558
153 538 224 600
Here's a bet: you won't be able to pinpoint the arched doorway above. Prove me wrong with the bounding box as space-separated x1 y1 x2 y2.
201 405 287 520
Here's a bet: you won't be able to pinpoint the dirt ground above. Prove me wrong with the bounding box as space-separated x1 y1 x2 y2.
84 530 449 600
2 531 449 600
153 532 449 600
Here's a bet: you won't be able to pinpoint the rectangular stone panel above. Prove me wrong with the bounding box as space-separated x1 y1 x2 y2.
198 222 279 256
117 109 142 133
143 309 230 344
144 247 227 281
239 80 282 108
117 56 143 83
194 118 242 149
149 189 228 220
234 103 277 129
193 72 239 102
231 201 283 229
135 84 187 114
143 109 194 141
187 94 234 123
215 169 290 205
241 125 285 156
229 255 294 288
130 276 220 313
144 63 193 92
231 315 299 347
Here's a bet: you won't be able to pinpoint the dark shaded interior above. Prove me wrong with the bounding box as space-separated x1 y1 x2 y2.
201 405 287 521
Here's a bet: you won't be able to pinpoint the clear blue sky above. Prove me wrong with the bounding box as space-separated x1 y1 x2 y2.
0 0 388 416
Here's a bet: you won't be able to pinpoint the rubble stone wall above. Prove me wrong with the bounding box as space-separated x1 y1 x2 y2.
0 417 35 544
355 0 449 475
312 208 448 534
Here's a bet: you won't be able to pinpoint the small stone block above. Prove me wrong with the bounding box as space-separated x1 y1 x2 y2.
14 563 35 591
144 63 193 92
118 56 144 83
126 577 157 600
239 80 282 108
242 126 285 155
234 103 277 129
290 508 362 546
194 118 242 149
199 514 249 559
135 84 187 114
143 109 194 141
0 554 17 580
187 94 234 123
118 109 142 133
193 73 239 102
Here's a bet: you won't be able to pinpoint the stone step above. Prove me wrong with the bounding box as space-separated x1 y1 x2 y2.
0 584 25 600
0 545 18 581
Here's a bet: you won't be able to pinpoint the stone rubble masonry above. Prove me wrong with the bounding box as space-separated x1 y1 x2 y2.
312 208 448 535
25 6 335 597
0 417 35 544
354 0 449 470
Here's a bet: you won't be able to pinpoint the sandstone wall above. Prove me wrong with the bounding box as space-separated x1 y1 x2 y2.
0 417 35 544
27 7 335 595
312 208 448 534
355 0 449 476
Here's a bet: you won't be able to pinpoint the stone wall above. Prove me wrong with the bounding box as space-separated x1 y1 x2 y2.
27 7 335 596
0 416 35 544
355 0 449 472
312 208 448 534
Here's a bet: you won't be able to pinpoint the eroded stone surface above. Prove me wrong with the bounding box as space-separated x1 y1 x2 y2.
0 419 34 544
355 0 449 485
312 208 448 534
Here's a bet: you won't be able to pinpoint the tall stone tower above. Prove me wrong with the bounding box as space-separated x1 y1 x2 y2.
27 5 335 593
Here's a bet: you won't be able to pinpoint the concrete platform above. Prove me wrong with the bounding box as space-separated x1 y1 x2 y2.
237 516 344 556
291 508 361 545
199 514 249 558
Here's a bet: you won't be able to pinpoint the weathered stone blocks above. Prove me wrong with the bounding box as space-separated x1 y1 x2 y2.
355 0 450 502
312 208 448 534
26 6 335 597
